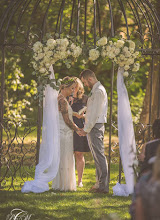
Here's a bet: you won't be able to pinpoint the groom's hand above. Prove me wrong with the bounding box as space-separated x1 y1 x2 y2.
77 129 87 136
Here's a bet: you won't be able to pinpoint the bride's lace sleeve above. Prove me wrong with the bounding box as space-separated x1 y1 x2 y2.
59 98 79 132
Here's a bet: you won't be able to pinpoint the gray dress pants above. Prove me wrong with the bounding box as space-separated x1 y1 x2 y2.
88 123 109 191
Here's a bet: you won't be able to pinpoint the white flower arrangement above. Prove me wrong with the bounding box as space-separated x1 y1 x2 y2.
32 36 83 76
97 36 108 46
32 35 140 100
32 35 140 78
88 37 140 77
89 49 100 61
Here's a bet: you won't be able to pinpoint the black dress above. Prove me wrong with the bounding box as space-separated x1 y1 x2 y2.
71 95 90 152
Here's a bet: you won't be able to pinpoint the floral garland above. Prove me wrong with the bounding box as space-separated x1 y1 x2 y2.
32 35 140 100
32 36 82 74
32 35 140 77
89 37 140 77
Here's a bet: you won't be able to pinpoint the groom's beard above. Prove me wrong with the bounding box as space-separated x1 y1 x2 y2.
88 81 93 89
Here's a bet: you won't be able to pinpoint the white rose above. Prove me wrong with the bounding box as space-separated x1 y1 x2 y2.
33 41 43 52
128 58 134 65
110 47 116 53
129 48 134 53
43 56 50 63
51 59 56 64
67 50 71 55
120 54 125 60
63 38 69 47
37 53 44 60
56 39 65 48
123 46 129 53
109 41 113 45
115 48 120 55
132 63 140 72
124 65 130 71
73 46 82 58
123 71 129 77
47 39 56 49
116 40 125 48
44 47 50 52
125 51 132 58
89 49 100 61
119 63 125 67
39 60 45 67
33 55 39 61
33 62 38 70
128 40 135 50
54 52 60 60
39 68 46 73
45 63 51 68
106 45 112 52
101 50 107 57
58 45 67 52
71 43 76 50
59 51 68 59
108 52 116 59
46 51 53 58
135 51 139 57
97 37 108 46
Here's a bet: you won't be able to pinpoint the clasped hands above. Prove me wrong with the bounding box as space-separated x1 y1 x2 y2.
73 112 85 119
76 128 87 136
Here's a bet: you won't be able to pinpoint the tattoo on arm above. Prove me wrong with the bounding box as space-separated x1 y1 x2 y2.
59 98 78 132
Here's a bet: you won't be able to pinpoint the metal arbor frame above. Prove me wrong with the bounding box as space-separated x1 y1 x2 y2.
0 0 160 190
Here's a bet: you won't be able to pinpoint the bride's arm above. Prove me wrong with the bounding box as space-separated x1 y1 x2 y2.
59 98 79 132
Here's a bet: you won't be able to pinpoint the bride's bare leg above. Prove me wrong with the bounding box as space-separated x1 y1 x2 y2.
75 151 85 186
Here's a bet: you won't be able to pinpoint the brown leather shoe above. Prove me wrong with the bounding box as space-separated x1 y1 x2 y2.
89 185 98 192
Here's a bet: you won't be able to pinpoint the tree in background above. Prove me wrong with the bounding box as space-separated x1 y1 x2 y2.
0 0 155 129
139 0 160 128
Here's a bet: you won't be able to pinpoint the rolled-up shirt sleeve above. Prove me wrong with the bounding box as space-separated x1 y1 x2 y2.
84 90 104 133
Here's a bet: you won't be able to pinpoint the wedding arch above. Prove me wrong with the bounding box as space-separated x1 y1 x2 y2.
0 0 160 191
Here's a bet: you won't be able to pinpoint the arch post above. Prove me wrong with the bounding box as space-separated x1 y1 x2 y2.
0 46 5 188
108 62 114 183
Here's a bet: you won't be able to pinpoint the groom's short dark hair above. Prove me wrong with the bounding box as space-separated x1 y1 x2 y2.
79 69 96 79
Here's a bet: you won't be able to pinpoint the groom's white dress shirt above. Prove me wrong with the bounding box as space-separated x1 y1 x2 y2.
84 81 108 133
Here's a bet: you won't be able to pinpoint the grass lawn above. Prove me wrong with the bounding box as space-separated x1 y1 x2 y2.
0 129 131 220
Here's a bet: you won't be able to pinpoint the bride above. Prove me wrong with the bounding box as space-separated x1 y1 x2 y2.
52 76 81 191
21 71 81 193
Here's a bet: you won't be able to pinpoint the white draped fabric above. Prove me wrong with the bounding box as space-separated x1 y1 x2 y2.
21 66 60 193
113 67 137 196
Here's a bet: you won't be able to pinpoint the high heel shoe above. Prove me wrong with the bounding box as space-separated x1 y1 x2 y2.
78 182 83 188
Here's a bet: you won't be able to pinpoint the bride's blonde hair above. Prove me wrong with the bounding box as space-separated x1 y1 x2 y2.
75 77 84 99
60 76 76 90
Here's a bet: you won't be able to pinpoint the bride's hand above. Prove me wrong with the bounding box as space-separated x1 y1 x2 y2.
73 112 84 119
76 128 82 136
79 113 85 119
76 128 87 136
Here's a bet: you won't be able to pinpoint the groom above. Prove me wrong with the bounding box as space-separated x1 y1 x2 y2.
79 69 109 193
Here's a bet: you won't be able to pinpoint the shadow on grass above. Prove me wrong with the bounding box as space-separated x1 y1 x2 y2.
0 188 131 220
0 162 131 220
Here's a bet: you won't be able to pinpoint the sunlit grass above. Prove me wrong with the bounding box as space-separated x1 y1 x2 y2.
0 130 131 220
0 162 131 220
